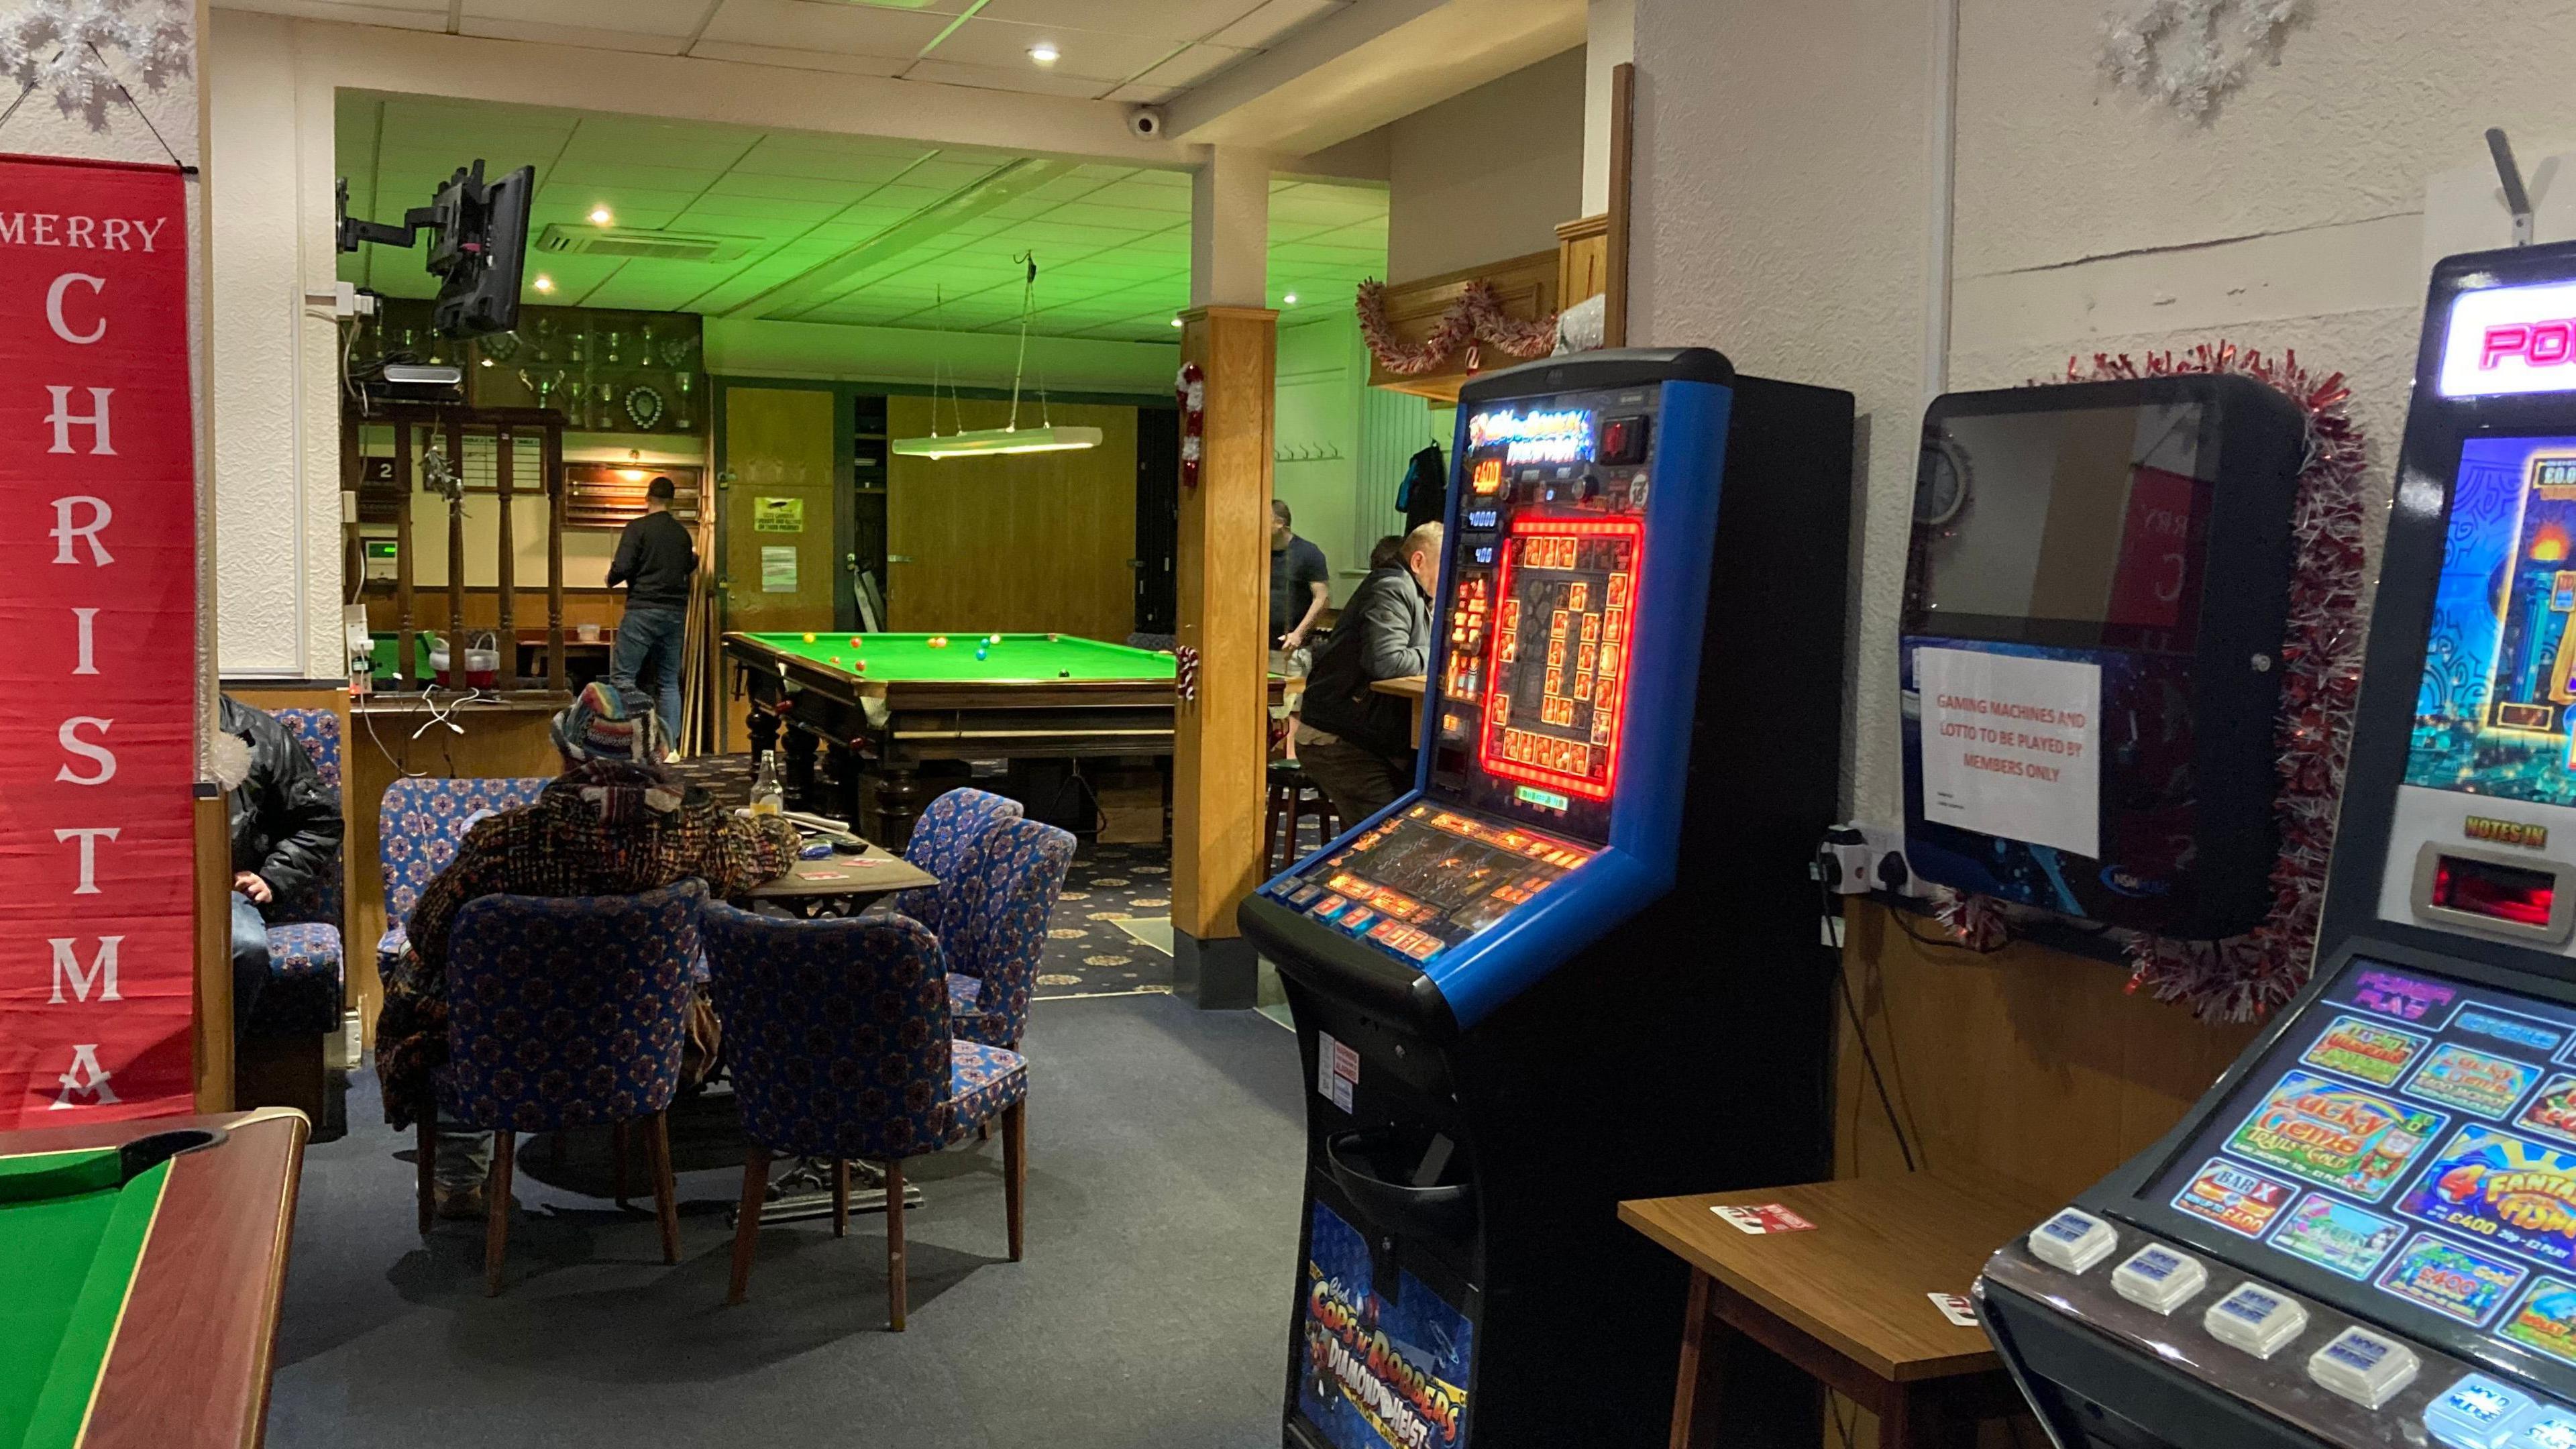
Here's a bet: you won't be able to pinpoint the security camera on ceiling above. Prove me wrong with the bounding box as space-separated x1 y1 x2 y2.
1127 106 1165 140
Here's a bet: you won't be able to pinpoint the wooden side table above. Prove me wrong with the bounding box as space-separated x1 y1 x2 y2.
1619 1173 2049 1449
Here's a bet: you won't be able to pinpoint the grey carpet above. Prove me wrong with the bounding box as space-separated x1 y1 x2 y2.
266 992 1307 1449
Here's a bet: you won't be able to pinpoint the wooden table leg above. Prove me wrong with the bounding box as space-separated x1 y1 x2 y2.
782 725 819 812
1670 1270 1726 1449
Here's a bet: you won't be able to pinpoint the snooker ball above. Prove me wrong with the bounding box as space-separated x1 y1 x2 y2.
988 633 1002 645
802 631 817 643
928 635 947 647
1059 669 1071 678
1047 633 1060 642
849 637 863 649
975 647 989 661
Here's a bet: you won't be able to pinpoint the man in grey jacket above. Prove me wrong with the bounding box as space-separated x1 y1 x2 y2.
1295 522 1441 825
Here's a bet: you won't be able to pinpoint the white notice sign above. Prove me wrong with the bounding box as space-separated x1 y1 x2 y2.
1916 646 2101 857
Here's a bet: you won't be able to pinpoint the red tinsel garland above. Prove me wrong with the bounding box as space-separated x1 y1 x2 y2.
1355 278 1559 376
1933 341 2369 1024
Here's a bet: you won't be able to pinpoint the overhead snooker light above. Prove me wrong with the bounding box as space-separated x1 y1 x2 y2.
892 254 1104 464
892 425 1106 460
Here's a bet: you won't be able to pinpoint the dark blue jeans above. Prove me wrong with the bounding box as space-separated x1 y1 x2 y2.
610 605 687 750
231 890 268 1046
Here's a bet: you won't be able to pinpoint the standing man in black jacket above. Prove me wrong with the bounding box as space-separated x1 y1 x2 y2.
606 476 698 753
217 696 344 1043
1296 522 1442 826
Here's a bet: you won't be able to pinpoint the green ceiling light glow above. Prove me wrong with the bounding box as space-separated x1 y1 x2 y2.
894 253 1102 464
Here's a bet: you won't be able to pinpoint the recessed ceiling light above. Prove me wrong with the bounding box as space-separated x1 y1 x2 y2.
1283 292 1298 305
1169 316 1183 328
588 206 613 225
1028 42 1059 64
533 274 556 293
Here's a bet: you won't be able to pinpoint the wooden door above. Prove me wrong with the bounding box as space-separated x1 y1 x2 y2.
885 396 1138 641
721 386 839 635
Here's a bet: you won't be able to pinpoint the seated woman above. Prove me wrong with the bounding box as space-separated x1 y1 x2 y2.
375 681 803 1219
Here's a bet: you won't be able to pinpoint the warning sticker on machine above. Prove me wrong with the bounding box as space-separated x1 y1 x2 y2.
1317 1032 1356 1113
1915 645 2102 858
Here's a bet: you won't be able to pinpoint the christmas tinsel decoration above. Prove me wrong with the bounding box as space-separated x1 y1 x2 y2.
1 0 192 132
2099 0 2303 119
1933 341 2367 1024
1355 278 1558 377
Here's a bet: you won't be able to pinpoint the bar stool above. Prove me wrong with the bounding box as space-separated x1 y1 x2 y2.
1264 760 1340 873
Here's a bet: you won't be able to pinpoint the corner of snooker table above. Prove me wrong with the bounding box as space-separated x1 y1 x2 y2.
0 1108 308 1449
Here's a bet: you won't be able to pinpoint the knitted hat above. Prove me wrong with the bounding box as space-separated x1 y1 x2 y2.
551 680 651 762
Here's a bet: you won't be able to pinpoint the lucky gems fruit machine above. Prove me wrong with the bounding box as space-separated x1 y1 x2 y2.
1977 238 2576 1449
1238 347 1856 1449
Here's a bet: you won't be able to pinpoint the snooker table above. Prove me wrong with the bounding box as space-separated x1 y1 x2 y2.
725 631 1183 845
1 1109 307 1449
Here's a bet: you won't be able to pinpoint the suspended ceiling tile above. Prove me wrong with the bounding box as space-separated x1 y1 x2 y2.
694 0 955 56
455 17 690 52
901 156 1020 189
1126 42 1254 89
925 15 1179 82
461 0 710 32
701 172 881 204
977 0 1263 44
731 142 932 179
899 57 1113 99
1208 0 1345 48
235 0 447 28
686 41 914 76
1101 82 1182 105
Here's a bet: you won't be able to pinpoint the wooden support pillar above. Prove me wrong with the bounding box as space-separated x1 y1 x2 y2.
193 788 235 1112
1170 304 1278 1009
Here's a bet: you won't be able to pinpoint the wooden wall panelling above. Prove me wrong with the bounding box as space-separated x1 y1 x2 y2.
1364 250 1561 404
1556 213 1609 308
718 386 841 640
1831 902 2260 1199
884 396 1140 640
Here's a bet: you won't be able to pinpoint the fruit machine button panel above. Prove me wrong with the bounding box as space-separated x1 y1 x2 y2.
1982 1222 2576 1448
1263 802 1595 967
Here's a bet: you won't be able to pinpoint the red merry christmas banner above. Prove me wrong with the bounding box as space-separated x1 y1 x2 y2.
0 155 199 1126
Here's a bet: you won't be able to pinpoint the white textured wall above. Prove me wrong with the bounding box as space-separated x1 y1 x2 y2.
1386 46 1587 281
1631 0 1934 818
1634 0 2576 822
209 10 338 678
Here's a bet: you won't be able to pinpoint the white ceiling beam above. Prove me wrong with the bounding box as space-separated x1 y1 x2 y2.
1165 0 1584 156
264 15 1193 169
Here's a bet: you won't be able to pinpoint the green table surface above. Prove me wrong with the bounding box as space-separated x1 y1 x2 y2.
733 632 1176 684
0 1148 170 1449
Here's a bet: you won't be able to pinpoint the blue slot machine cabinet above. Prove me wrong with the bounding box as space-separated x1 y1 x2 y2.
1240 347 1856 1449
1978 240 2576 1449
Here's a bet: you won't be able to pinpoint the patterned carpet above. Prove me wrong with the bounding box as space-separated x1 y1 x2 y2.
667 755 1176 1001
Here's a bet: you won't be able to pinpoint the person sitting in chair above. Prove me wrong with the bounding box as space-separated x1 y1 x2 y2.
374 681 802 1220
215 696 345 1044
1295 522 1441 826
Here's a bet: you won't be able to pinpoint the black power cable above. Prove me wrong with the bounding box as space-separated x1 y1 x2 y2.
1819 873 1920 1173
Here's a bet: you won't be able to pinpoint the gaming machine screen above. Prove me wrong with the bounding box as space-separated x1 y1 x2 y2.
1914 402 2214 649
1477 515 1641 806
2139 957 2576 1375
2407 435 2576 809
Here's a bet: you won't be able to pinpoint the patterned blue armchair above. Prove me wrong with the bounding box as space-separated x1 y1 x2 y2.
702 901 1028 1327
421 881 704 1295
253 708 346 1042
377 775 551 984
887 786 1022 933
941 816 1075 1051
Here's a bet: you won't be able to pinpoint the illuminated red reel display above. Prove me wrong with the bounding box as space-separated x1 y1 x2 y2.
1477 515 1643 801
2432 854 2560 927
